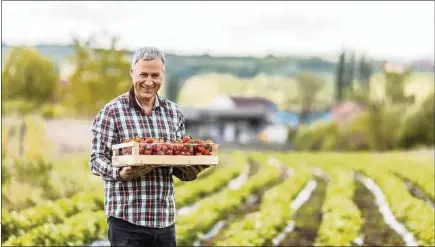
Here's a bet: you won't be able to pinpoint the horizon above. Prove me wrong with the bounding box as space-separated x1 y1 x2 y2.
2 41 434 64
2 1 434 62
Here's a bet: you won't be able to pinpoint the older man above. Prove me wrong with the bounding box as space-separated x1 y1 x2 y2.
90 46 208 247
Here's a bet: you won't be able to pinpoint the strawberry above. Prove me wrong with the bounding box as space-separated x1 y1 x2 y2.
181 136 191 143
203 140 213 149
122 147 132 155
144 150 152 155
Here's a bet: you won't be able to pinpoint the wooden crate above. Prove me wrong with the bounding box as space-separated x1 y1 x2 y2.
111 141 219 167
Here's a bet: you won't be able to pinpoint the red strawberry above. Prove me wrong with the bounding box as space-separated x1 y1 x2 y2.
181 136 190 143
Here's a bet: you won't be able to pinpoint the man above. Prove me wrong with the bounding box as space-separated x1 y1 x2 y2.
90 46 209 247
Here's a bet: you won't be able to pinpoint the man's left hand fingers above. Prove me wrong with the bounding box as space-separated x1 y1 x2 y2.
182 166 197 177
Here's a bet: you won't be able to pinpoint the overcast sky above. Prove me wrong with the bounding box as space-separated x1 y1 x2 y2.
2 1 434 60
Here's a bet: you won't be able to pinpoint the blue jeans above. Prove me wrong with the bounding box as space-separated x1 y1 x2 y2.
108 217 176 247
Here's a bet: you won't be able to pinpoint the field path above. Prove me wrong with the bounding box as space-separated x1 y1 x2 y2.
44 119 93 154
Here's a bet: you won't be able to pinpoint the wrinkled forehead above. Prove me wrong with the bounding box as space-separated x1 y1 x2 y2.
132 59 164 73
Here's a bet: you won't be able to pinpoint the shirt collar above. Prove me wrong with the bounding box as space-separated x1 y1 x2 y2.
128 85 161 111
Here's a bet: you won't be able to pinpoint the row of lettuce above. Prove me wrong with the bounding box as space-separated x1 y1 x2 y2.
2 152 434 246
1 152 242 245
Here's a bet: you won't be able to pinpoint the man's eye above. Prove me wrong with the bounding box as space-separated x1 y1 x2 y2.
152 74 159 78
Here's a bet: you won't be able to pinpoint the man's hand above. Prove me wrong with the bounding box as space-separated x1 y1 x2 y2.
178 165 209 178
119 166 155 181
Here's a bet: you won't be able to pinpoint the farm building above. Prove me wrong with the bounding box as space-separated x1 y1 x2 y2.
183 95 277 144
208 95 279 112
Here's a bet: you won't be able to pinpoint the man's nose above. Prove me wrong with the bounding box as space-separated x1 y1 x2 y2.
144 78 153 86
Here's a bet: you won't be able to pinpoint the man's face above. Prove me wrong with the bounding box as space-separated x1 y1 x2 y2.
130 58 164 101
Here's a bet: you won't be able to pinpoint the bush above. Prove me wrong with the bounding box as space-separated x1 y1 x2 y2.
14 158 53 186
337 112 371 151
292 101 409 151
398 90 434 148
2 165 12 186
40 104 66 119
292 120 339 151
339 105 405 151
2 100 36 116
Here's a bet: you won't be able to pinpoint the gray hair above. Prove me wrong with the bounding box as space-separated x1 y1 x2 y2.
131 46 165 71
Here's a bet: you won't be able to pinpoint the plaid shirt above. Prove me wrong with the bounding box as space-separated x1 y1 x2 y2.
90 86 197 228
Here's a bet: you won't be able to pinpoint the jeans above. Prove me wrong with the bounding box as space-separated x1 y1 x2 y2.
108 216 177 247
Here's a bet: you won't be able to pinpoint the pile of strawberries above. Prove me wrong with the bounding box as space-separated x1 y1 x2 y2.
119 136 214 156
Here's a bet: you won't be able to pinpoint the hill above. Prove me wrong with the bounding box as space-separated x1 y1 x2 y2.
2 43 433 74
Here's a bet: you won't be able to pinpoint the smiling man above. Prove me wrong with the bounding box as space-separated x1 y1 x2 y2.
89 46 209 247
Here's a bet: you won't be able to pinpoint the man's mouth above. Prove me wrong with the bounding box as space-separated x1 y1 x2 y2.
139 84 154 90
140 87 154 94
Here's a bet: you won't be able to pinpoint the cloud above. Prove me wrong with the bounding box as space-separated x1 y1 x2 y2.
1 1 434 59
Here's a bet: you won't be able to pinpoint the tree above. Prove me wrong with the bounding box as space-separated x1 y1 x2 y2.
335 52 346 103
2 46 59 105
398 89 434 148
357 55 373 92
344 51 356 94
294 71 325 125
382 63 414 105
63 35 131 116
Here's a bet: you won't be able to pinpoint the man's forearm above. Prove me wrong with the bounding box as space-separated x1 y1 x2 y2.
172 167 197 182
90 155 122 182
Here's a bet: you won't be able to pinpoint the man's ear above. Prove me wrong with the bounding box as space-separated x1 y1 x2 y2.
130 67 134 78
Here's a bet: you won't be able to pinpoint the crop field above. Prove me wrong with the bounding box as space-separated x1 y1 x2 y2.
1 117 434 246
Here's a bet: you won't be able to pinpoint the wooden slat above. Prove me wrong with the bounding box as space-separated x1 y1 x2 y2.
112 141 135 150
112 155 219 167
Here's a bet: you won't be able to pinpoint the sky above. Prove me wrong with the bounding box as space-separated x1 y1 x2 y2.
2 1 434 61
